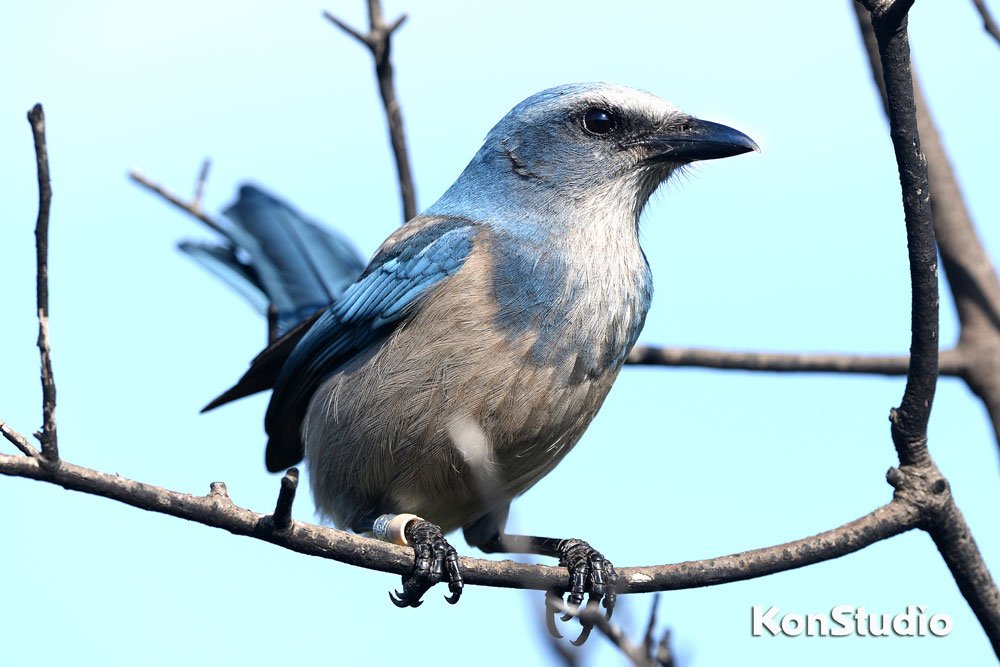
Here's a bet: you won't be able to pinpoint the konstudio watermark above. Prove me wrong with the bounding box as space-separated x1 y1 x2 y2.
752 605 953 638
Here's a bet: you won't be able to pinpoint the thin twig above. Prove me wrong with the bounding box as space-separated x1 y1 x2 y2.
324 1 416 222
0 420 39 457
642 594 660 660
129 168 228 236
627 345 966 375
27 104 58 464
972 0 1000 47
192 158 211 209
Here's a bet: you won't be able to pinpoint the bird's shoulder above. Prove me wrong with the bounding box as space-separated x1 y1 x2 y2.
334 215 480 326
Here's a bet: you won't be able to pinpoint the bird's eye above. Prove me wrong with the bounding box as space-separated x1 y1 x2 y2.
582 107 617 135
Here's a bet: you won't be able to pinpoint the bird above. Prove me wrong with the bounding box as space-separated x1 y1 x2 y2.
200 83 757 643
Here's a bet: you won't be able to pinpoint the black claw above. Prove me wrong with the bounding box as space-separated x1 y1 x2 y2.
545 591 564 639
548 538 617 646
571 622 594 647
389 590 423 608
388 520 463 609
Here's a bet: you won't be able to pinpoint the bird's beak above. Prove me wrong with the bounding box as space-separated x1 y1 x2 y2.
639 118 759 163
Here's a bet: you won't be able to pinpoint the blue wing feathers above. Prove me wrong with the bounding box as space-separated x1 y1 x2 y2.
262 218 478 471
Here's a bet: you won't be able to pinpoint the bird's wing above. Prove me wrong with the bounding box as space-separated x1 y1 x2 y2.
229 216 477 472
180 184 367 337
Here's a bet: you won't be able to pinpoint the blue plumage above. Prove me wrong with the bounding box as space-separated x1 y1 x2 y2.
180 184 366 337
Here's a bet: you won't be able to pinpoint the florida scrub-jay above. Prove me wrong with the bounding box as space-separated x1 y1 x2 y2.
203 83 757 640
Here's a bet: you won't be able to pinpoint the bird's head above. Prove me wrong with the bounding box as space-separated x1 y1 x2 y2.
431 83 758 226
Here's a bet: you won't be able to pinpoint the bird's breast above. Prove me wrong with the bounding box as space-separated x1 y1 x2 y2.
488 225 652 381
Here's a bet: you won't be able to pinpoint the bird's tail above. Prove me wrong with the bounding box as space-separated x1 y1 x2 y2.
179 184 366 340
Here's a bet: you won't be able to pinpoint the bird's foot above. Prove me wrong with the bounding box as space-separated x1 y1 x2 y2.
389 520 464 608
545 539 617 646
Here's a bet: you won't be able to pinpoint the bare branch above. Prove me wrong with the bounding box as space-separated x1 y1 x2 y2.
0 420 39 457
192 158 211 209
0 443 925 594
627 345 967 376
642 595 674 667
858 0 937 465
624 500 919 592
972 0 1000 47
324 2 416 222
27 104 58 464
129 168 228 237
855 1 1000 654
928 490 1000 648
271 467 299 531
323 11 369 46
855 3 1000 448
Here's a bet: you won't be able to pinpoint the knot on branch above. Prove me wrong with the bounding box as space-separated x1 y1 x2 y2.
886 464 950 527
323 9 407 66
37 450 61 472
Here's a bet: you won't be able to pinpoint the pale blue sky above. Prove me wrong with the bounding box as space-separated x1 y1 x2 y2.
2 1 999 665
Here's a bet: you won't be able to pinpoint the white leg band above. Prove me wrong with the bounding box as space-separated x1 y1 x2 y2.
372 513 423 546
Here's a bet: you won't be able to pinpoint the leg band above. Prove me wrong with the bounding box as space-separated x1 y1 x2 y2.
371 513 423 546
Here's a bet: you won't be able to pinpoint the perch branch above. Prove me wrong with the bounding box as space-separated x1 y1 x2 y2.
0 446 926 595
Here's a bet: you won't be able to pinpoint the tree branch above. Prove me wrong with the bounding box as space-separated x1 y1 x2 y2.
972 0 1000 47
324 1 416 222
856 0 1000 655
192 158 211 210
129 167 227 236
854 1 1000 448
270 467 299 531
861 0 938 464
0 446 925 595
27 104 58 464
627 345 967 375
0 420 39 457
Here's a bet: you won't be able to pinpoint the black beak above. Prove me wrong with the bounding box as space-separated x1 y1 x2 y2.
640 118 759 162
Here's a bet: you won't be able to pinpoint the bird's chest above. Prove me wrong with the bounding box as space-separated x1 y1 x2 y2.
489 229 652 380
